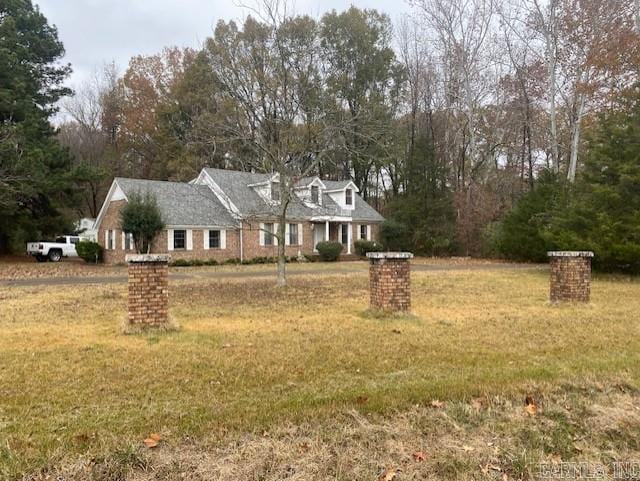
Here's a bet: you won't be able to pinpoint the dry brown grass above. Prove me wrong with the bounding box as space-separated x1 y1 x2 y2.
1 264 639 480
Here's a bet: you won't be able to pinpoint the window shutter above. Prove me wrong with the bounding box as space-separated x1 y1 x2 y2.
367 225 371 241
121 232 125 250
186 229 193 251
221 229 226 249
168 229 174 251
259 223 265 246
104 230 109 250
203 230 209 250
298 223 303 246
274 223 279 246
285 223 290 246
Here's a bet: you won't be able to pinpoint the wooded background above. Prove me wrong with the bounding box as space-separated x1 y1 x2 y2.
2 0 639 270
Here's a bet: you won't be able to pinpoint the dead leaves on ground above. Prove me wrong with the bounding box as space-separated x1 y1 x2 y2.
143 433 162 448
378 466 398 481
411 451 426 462
525 395 538 416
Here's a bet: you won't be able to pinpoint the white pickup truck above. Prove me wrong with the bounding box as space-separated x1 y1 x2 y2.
26 236 81 262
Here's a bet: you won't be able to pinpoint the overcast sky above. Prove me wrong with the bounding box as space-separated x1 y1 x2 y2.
36 0 412 92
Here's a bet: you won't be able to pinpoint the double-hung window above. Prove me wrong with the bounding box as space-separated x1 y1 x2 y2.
107 230 115 250
264 223 275 246
173 229 186 250
345 188 353 206
271 182 280 202
311 185 319 203
360 225 368 240
124 232 134 250
209 230 220 249
341 224 349 245
288 223 299 245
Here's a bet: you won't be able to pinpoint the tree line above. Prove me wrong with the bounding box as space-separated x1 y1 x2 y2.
2 0 639 267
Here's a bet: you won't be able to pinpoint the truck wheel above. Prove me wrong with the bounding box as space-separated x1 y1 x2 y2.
48 249 62 262
35 255 47 262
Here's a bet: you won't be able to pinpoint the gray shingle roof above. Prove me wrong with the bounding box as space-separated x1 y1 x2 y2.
115 178 237 227
204 168 383 222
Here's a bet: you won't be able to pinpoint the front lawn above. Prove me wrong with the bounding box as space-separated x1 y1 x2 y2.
1 265 639 480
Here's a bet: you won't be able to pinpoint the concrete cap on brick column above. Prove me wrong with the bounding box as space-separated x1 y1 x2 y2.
547 251 594 258
366 252 414 259
125 254 172 263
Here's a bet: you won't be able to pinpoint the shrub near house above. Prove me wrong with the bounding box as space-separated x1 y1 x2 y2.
94 168 384 264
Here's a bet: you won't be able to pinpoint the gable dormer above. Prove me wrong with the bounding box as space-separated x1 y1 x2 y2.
325 181 358 210
248 173 281 205
295 177 326 206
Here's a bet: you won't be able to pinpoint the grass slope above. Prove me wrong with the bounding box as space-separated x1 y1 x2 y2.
0 265 639 479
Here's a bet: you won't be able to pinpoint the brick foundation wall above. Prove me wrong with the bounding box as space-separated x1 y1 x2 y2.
367 252 413 312
548 251 594 303
126 254 170 329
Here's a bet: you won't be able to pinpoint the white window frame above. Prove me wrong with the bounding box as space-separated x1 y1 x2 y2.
286 223 301 246
345 188 353 206
105 229 116 250
311 185 319 204
204 229 226 250
261 222 277 246
122 232 134 251
173 229 187 250
271 182 280 202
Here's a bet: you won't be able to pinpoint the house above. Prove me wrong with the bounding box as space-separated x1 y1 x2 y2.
75 217 97 241
93 168 385 264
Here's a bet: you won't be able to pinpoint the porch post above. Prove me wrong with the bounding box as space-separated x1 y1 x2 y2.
347 222 352 254
325 220 329 242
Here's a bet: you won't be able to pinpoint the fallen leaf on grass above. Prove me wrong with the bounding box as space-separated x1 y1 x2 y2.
298 442 309 453
430 399 445 408
481 464 502 474
525 395 538 416
471 397 485 410
392 328 402 334
143 433 162 448
412 451 426 462
378 466 397 481
356 396 369 405
462 445 475 452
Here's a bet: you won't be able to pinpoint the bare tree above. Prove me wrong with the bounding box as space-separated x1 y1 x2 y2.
204 0 349 286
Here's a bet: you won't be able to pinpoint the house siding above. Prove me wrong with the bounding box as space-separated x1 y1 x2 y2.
98 200 241 263
98 199 382 264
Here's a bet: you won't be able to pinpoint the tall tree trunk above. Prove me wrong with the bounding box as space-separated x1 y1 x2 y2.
567 91 586 182
276 176 290 287
543 0 560 172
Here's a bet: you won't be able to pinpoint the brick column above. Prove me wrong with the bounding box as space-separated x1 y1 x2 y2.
126 254 171 330
367 252 414 312
548 251 594 303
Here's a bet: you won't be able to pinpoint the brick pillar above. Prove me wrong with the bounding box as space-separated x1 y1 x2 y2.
548 251 594 303
367 252 414 312
126 254 171 330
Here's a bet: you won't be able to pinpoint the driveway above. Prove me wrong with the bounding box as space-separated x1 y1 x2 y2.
0 262 544 288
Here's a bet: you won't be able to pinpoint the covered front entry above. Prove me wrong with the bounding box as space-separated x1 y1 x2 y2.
312 220 353 255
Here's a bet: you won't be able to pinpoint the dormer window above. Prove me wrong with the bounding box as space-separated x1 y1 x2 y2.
345 188 353 206
311 185 319 204
271 182 280 202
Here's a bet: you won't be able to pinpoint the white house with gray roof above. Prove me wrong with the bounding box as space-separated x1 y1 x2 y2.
94 167 384 264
